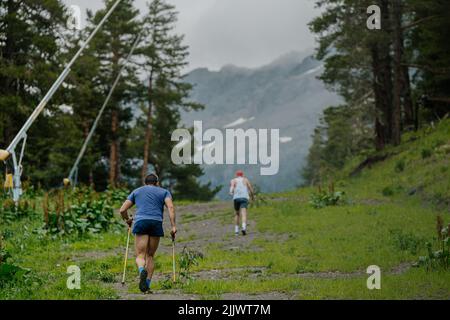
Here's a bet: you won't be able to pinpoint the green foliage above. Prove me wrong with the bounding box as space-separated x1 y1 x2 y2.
389 229 425 255
0 0 68 187
417 240 449 271
417 217 450 271
100 187 130 207
382 183 405 197
250 185 268 208
0 199 36 223
395 159 406 173
0 239 35 290
170 165 221 201
305 0 450 185
159 247 204 290
37 198 121 238
302 105 373 185
421 148 432 159
178 247 204 284
309 190 346 209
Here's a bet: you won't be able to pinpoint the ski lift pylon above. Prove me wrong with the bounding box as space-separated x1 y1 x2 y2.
0 0 123 204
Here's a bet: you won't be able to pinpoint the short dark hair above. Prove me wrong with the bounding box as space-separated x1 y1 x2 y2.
145 173 159 185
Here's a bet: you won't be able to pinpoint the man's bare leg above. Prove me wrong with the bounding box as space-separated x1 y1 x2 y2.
234 211 240 234
135 234 149 270
135 234 151 292
145 236 160 282
241 208 247 235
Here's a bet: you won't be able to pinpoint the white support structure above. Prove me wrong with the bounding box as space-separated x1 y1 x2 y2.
67 32 142 187
0 0 122 204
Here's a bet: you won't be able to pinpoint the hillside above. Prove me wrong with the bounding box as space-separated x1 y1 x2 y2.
1 120 449 299
182 51 341 197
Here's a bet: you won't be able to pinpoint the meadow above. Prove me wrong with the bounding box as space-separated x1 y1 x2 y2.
1 120 449 300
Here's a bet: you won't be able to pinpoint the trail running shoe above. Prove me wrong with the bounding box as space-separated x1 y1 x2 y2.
242 229 247 236
139 269 149 293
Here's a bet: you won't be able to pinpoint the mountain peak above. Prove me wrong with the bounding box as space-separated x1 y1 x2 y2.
262 49 314 69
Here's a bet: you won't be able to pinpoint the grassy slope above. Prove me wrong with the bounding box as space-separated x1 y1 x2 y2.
1 120 449 299
182 119 450 299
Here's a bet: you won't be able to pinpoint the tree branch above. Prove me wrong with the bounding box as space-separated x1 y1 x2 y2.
401 15 439 31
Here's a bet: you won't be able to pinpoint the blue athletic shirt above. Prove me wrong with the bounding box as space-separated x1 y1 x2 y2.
127 185 172 223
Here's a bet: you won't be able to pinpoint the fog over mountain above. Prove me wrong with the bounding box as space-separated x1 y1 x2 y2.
181 51 341 198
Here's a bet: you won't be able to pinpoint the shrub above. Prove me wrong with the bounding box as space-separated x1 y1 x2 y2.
416 216 450 271
178 247 204 284
36 195 122 238
100 187 130 207
310 190 346 209
0 239 34 289
390 229 425 255
250 184 268 208
0 199 36 222
382 186 395 197
382 184 403 197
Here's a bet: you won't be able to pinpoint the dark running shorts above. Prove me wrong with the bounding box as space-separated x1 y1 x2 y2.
234 198 249 211
133 219 164 237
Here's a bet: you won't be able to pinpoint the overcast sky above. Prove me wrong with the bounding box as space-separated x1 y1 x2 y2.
63 0 319 71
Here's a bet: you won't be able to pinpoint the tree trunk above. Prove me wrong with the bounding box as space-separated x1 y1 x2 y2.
391 0 402 145
371 45 390 150
141 73 154 183
82 121 95 187
393 0 414 129
109 109 119 187
371 0 394 148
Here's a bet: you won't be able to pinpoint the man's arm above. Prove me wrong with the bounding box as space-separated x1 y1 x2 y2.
165 197 177 239
245 179 255 201
119 200 134 227
229 179 236 195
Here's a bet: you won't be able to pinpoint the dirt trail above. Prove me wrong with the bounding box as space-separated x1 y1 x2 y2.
79 200 413 300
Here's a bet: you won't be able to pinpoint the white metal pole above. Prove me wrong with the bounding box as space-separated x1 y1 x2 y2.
1 0 122 203
6 0 122 154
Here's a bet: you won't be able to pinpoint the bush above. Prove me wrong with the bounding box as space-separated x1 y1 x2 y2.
0 240 35 290
100 187 130 207
382 184 403 197
0 199 36 222
178 247 204 284
382 186 395 196
250 185 268 208
36 196 122 238
390 229 425 255
416 216 450 271
310 190 346 209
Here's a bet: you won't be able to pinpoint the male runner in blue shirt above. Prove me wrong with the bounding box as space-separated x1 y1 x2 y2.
119 173 177 293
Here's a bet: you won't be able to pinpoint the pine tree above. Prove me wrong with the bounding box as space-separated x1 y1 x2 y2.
85 0 141 187
0 0 68 186
133 0 217 200
138 0 202 182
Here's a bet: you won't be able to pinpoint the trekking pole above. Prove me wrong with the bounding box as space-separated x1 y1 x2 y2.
171 236 176 283
121 227 132 285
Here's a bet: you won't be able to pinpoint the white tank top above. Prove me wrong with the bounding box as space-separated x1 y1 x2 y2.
233 177 249 200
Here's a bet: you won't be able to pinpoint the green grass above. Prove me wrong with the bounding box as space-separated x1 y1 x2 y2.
181 269 450 300
1 120 450 299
